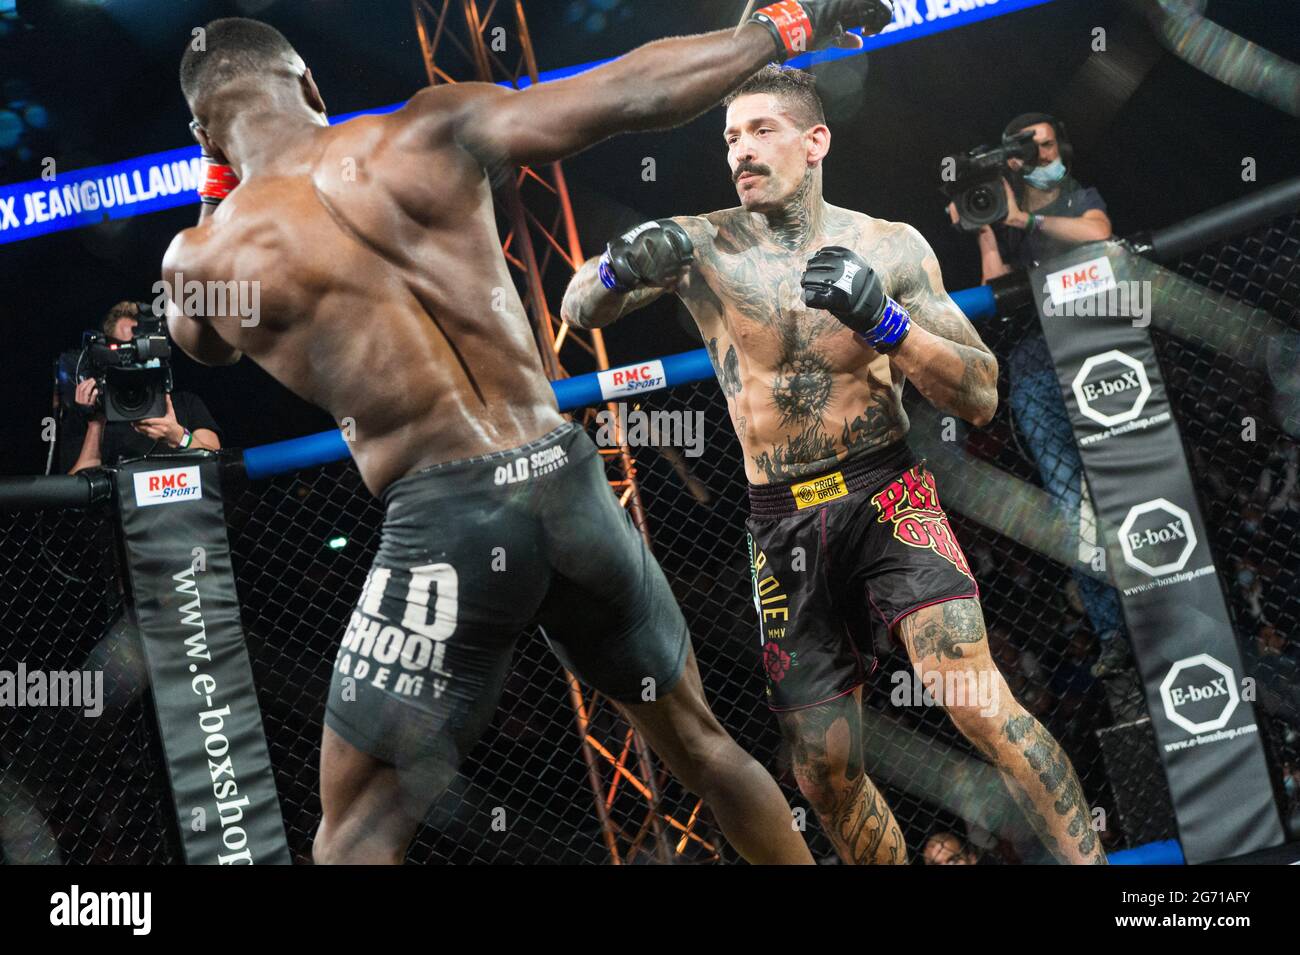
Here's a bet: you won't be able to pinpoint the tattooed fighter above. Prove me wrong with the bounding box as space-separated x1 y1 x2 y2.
563 66 1106 865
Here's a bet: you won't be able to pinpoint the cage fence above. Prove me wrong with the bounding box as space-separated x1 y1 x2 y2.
1 214 1296 864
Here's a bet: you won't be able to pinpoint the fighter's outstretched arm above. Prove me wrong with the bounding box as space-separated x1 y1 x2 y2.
443 25 777 170
562 261 671 331
437 1 895 168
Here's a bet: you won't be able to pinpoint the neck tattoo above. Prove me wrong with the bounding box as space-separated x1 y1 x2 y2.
760 169 825 252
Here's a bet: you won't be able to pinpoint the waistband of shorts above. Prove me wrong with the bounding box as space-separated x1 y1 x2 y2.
747 441 917 519
380 421 589 506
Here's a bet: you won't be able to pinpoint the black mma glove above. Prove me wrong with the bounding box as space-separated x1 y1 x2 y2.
801 246 912 353
599 220 695 294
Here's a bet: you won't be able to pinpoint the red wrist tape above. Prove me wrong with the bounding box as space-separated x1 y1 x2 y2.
754 1 815 59
199 158 240 204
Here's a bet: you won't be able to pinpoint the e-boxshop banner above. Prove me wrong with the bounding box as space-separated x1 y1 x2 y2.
1033 242 1284 864
116 454 290 864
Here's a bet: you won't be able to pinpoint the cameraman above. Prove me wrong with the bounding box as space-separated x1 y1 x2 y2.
68 301 222 473
955 115 1133 686
972 113 1112 278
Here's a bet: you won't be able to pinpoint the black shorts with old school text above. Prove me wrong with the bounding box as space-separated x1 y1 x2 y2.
746 442 979 711
324 422 689 794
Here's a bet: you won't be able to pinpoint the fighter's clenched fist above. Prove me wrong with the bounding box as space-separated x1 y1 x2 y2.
599 219 695 294
800 246 912 354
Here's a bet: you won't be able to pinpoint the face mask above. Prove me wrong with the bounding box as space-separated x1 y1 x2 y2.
1238 570 1256 587
1024 158 1067 190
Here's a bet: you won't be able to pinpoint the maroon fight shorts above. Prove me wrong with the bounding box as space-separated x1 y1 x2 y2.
745 441 980 711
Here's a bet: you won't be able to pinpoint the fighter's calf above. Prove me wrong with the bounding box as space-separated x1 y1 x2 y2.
898 598 1106 863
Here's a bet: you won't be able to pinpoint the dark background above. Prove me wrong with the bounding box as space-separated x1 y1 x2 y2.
1 0 1297 475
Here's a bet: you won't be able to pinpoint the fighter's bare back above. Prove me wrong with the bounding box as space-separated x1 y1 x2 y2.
164 84 564 496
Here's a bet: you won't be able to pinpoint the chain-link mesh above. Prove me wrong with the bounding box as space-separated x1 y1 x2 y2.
2 214 1296 863
0 505 179 864
1159 213 1300 821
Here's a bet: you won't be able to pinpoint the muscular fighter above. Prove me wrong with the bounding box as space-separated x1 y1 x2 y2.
167 7 895 865
563 65 1107 864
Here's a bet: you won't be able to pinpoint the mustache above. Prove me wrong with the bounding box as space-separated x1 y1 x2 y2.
733 163 770 183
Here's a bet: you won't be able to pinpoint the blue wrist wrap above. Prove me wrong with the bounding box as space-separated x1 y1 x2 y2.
858 297 912 353
598 252 629 293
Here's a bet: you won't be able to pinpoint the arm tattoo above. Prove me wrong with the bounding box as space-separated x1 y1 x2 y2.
877 225 999 421
561 261 670 332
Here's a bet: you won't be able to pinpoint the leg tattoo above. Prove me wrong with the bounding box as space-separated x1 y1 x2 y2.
778 692 908 865
900 600 1107 865
1001 712 1106 864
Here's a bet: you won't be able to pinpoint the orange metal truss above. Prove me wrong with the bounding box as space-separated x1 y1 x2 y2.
409 0 716 864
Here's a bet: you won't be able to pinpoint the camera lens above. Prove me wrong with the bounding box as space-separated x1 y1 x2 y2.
970 186 993 213
115 384 149 415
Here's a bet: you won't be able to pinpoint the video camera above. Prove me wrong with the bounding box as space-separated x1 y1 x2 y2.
78 301 173 422
941 129 1039 232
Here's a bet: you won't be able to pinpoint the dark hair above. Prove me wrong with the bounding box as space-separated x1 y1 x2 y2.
101 301 138 340
724 64 826 129
179 18 296 109
1002 112 1074 168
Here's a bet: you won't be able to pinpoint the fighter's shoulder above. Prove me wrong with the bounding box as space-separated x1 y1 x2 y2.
162 183 273 273
393 83 510 146
162 221 218 281
854 214 933 260
670 208 745 253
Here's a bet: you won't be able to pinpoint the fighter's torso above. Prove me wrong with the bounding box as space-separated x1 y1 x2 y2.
675 205 911 485
172 98 562 496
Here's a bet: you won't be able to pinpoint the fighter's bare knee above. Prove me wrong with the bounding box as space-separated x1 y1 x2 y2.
313 815 405 865
660 713 747 797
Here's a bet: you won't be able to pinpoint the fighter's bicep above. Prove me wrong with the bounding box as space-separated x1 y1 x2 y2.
893 229 989 355
441 80 610 169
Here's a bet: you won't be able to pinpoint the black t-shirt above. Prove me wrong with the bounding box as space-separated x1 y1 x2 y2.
99 390 222 465
995 175 1108 270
